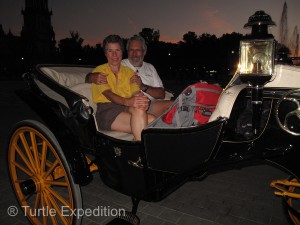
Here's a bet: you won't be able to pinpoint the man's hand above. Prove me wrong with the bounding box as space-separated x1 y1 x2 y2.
130 74 142 89
86 72 108 85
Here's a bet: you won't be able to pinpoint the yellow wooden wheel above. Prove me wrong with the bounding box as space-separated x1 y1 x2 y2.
8 120 82 225
284 177 300 225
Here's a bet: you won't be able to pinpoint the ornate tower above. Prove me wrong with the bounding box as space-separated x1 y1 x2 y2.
21 0 56 62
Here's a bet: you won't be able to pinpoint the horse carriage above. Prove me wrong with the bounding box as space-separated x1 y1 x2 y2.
7 11 300 225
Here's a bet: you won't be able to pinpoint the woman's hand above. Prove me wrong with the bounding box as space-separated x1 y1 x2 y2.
126 93 149 111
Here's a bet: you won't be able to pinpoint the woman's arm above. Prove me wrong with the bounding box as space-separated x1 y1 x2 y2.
103 90 149 110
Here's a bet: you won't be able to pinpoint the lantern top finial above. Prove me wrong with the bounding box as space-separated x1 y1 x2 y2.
244 10 276 37
244 10 276 28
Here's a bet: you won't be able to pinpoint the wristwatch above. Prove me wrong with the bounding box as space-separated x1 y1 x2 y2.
142 84 149 92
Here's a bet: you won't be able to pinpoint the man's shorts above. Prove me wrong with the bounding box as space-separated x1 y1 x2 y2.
96 102 127 130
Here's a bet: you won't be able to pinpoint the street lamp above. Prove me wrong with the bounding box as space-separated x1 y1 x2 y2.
238 10 276 135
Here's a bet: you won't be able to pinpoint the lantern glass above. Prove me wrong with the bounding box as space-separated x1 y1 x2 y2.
239 39 275 84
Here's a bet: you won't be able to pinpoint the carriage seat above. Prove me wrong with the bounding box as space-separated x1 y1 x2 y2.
39 65 246 141
69 83 97 112
70 83 135 141
40 66 89 86
208 83 247 122
40 66 135 141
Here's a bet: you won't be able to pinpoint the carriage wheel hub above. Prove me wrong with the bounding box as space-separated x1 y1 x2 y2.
20 179 36 195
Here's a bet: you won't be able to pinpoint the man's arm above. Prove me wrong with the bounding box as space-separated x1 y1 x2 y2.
142 84 165 99
86 72 165 99
130 75 165 99
85 72 108 84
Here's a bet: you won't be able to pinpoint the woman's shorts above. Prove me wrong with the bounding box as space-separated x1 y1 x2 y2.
96 102 127 130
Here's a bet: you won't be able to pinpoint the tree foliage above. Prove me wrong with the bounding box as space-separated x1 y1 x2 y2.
183 31 198 45
139 28 160 44
1 26 246 83
58 31 84 63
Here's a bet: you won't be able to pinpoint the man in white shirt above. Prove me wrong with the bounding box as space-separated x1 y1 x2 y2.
86 35 173 117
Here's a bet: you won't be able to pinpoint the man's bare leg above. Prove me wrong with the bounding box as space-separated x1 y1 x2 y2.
150 100 173 117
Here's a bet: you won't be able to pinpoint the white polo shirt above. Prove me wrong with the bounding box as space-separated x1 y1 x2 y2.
122 59 164 100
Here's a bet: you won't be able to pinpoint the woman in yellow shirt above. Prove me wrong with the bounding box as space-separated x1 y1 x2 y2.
92 35 155 140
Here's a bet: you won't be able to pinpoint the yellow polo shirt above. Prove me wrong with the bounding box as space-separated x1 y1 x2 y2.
92 63 140 103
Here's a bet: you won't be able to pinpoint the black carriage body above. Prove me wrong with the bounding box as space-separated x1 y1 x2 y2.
216 87 300 179
17 64 300 203
16 65 101 185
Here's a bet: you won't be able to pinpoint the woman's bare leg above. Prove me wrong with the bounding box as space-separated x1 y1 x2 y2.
128 107 147 140
111 112 132 133
111 107 148 140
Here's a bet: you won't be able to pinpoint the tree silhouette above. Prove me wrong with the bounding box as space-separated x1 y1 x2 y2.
58 31 84 63
1 24 246 83
183 31 198 45
139 28 160 44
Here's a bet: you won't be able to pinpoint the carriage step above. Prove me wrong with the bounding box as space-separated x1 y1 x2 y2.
106 211 140 225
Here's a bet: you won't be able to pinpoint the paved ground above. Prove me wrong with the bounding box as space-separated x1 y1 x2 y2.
0 81 291 225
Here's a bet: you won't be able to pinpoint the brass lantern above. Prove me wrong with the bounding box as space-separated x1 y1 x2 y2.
239 11 276 135
239 10 276 85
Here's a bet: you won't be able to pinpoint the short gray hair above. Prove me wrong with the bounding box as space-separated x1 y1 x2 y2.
126 35 147 52
103 34 124 53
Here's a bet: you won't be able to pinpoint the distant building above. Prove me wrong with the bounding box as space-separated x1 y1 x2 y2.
0 0 56 78
0 0 57 78
0 25 23 79
21 0 56 62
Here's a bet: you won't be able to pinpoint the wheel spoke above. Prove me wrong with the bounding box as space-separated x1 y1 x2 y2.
44 189 69 225
14 179 26 184
24 192 34 202
40 140 48 175
20 133 37 173
42 192 58 225
20 132 37 173
43 160 59 179
44 180 69 187
40 192 48 225
45 186 71 208
34 192 41 210
13 143 35 174
18 192 33 205
11 161 33 177
30 132 41 174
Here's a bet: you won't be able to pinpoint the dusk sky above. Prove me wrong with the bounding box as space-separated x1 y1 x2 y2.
0 0 299 46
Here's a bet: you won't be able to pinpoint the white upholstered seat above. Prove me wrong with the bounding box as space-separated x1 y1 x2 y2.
39 66 135 141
